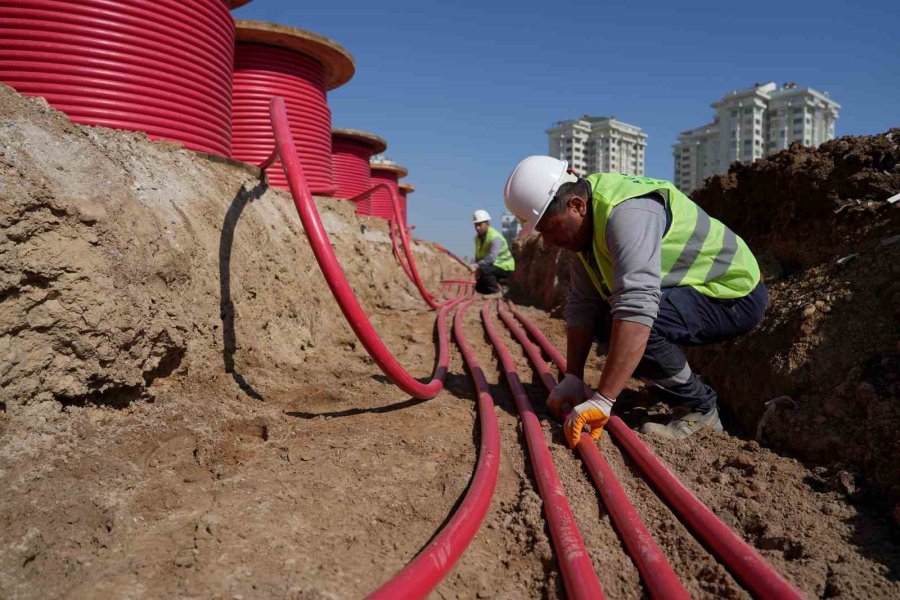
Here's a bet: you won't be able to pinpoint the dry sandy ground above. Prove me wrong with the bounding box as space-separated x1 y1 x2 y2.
3 301 900 599
1 85 899 599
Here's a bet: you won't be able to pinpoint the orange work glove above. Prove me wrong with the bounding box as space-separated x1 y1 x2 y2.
564 392 615 449
546 374 593 420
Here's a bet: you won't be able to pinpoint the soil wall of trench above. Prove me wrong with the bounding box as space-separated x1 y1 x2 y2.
508 130 900 520
0 84 462 414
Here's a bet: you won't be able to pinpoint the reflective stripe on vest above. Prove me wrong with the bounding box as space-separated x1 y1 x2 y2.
575 173 759 300
475 226 515 271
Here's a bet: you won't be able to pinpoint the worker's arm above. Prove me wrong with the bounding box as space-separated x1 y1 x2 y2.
596 320 651 397
564 195 666 447
599 194 667 395
547 260 603 418
565 325 594 379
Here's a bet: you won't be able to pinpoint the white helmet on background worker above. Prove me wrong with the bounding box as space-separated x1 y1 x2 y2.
472 209 491 224
503 156 577 237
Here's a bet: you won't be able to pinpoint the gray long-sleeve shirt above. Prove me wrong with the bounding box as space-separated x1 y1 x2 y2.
475 235 504 268
563 194 667 329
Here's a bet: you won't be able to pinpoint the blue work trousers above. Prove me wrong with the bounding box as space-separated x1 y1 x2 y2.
598 282 768 413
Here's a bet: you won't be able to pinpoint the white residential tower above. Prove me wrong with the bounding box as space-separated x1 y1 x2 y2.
673 82 840 192
547 115 647 176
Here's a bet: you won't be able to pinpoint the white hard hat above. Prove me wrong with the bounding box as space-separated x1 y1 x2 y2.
472 209 491 223
503 156 577 237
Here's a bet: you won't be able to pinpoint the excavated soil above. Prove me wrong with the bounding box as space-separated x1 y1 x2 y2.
2 85 899 599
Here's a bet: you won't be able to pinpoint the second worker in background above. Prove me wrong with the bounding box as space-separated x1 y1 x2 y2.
471 209 515 295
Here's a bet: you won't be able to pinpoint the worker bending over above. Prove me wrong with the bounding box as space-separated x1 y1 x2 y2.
471 209 515 295
503 156 766 445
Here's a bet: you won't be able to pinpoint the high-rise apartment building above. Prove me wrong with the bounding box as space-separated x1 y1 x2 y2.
547 115 647 176
673 82 840 192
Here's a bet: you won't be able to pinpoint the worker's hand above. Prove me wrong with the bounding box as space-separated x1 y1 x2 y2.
469 263 478 273
547 374 592 420
564 392 615 449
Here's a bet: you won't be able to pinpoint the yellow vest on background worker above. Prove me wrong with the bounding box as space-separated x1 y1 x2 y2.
474 226 515 272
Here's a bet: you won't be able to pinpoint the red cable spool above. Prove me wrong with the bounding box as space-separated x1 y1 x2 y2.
232 20 354 194
332 128 387 200
361 161 408 220
398 182 415 227
0 0 238 158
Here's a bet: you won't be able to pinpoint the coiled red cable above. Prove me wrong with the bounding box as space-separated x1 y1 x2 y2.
332 130 385 199
361 166 401 219
332 138 372 198
0 0 234 157
232 43 334 193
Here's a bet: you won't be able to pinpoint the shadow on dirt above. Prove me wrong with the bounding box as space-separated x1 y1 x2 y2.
219 181 268 401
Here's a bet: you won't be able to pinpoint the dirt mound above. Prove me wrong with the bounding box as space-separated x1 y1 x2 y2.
692 130 899 276
0 83 456 412
506 234 572 315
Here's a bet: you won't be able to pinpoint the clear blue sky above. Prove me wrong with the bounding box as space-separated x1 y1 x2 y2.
234 0 899 258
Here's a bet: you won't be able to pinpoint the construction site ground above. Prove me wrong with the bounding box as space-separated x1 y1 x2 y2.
1 85 899 599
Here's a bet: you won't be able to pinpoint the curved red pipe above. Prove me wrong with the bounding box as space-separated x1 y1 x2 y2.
390 219 415 284
604 420 805 600
435 242 472 272
497 303 690 600
352 183 455 311
367 298 500 599
506 305 804 600
263 97 455 399
481 301 605 599
0 0 234 157
507 304 567 372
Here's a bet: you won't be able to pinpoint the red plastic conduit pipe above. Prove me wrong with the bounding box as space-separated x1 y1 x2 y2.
367 298 500 599
332 128 387 199
362 182 471 310
260 97 458 399
481 301 605 599
506 305 805 600
233 21 354 193
390 219 416 284
435 243 473 272
497 303 691 600
0 0 234 157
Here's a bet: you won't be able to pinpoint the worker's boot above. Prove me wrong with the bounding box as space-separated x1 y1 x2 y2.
640 407 723 440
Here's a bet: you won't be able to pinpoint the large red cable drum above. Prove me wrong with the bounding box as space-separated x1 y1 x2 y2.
398 182 415 227
361 161 408 221
0 0 238 157
232 21 353 194
332 128 387 200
